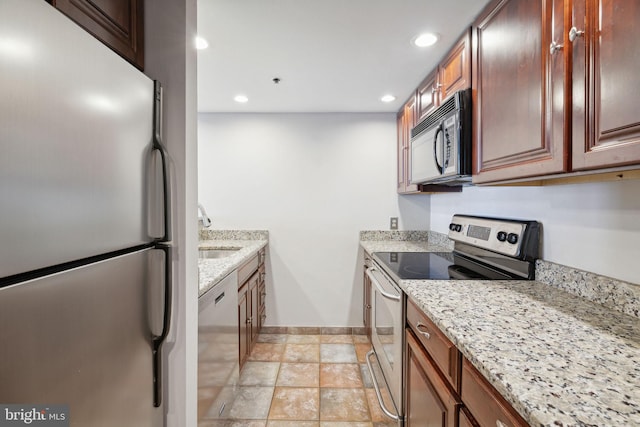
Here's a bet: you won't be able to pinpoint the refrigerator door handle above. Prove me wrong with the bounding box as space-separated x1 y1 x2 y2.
152 80 172 243
151 243 172 408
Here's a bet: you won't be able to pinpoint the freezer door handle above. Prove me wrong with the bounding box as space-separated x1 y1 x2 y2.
152 81 172 243
151 243 172 407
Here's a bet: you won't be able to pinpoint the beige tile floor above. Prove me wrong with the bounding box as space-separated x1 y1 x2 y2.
198 333 397 427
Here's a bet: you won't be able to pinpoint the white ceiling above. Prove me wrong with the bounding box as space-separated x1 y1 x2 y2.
196 0 492 113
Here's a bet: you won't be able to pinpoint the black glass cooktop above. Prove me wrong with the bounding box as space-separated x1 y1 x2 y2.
372 252 517 281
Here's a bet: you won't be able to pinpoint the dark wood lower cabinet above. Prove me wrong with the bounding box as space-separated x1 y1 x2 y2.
405 329 460 427
459 407 480 427
238 282 249 369
238 249 266 371
258 263 266 331
461 358 528 427
405 305 529 427
363 258 372 339
238 271 259 370
249 272 259 346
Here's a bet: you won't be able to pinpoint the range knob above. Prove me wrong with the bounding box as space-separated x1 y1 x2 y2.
497 231 507 242
507 233 519 244
449 223 462 232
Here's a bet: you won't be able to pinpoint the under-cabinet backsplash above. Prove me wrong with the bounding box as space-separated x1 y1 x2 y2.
199 229 269 241
536 260 640 319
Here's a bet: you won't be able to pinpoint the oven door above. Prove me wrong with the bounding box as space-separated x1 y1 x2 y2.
367 263 404 423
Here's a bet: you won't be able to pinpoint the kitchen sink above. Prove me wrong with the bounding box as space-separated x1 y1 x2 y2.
198 248 241 259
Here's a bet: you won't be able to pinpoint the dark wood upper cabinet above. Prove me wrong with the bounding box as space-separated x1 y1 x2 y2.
474 0 640 184
439 32 472 106
417 30 471 122
571 0 640 170
417 69 439 121
398 95 420 194
50 0 144 70
472 0 568 184
397 30 470 195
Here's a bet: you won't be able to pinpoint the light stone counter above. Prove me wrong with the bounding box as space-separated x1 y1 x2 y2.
359 229 453 254
361 233 640 426
198 230 268 297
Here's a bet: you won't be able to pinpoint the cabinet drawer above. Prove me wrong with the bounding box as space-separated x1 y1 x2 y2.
461 358 528 427
237 254 259 286
406 298 460 390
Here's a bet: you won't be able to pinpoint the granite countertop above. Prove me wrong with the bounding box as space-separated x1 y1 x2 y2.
361 237 640 426
360 239 450 254
198 232 268 297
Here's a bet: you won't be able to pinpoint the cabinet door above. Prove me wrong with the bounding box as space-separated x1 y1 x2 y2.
473 0 568 183
439 29 471 103
398 96 420 194
459 407 480 427
405 330 459 427
571 0 640 170
238 284 249 369
397 111 407 193
363 261 372 338
51 0 144 69
417 69 439 122
258 265 266 330
249 272 260 345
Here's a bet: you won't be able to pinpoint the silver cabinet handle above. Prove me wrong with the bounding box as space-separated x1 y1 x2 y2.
431 83 443 94
549 40 563 55
569 26 584 42
496 420 508 427
415 322 431 339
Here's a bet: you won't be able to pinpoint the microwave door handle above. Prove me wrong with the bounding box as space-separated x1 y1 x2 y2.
444 128 451 170
433 123 444 174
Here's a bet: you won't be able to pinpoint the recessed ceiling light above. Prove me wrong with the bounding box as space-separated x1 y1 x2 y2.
413 33 439 47
195 36 209 50
381 95 396 103
234 95 249 103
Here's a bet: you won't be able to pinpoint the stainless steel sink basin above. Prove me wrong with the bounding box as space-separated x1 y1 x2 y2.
198 248 241 259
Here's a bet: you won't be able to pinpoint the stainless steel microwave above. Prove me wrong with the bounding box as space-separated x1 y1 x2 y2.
410 88 472 185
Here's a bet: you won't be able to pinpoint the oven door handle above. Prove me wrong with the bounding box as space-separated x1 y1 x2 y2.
366 268 400 301
366 349 400 421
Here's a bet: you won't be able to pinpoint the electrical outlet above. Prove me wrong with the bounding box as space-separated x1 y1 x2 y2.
390 217 398 230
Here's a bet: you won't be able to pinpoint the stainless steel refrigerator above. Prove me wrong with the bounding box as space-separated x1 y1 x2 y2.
0 1 172 426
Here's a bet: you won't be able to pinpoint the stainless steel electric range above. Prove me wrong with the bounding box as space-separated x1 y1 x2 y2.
365 214 541 426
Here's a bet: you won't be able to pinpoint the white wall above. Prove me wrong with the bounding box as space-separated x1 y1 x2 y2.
198 113 429 327
429 181 640 285
145 0 198 425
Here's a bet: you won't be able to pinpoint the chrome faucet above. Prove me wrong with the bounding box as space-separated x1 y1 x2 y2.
197 203 212 228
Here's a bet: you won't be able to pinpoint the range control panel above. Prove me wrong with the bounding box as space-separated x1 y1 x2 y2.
447 214 540 259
